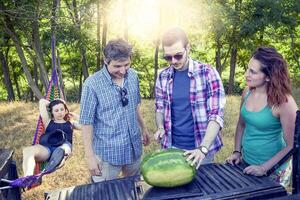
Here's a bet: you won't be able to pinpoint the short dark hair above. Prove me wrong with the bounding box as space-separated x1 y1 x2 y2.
104 39 133 64
161 27 189 48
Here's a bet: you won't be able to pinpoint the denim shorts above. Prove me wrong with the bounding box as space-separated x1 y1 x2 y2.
45 141 72 155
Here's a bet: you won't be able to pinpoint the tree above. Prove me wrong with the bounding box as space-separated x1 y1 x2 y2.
64 0 89 81
101 0 108 66
227 0 242 95
96 0 101 70
0 48 14 101
2 10 43 99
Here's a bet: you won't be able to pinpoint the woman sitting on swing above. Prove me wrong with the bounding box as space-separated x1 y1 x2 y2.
22 98 81 176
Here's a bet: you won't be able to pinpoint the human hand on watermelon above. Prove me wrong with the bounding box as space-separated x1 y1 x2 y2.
184 149 205 169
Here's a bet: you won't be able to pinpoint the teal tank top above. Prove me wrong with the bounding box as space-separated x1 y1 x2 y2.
241 92 285 165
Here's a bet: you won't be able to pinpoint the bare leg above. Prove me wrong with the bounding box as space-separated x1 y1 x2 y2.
22 145 50 176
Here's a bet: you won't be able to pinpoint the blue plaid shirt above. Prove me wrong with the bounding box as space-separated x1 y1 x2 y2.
79 67 142 165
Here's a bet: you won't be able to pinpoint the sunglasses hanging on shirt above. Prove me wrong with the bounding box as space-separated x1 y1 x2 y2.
120 87 128 107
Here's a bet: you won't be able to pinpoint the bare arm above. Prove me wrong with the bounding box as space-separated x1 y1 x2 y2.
200 120 221 149
154 111 165 141
154 72 166 141
261 96 298 171
234 114 245 152
137 104 150 146
82 124 101 176
69 112 82 130
39 98 51 127
234 89 248 152
155 111 164 129
226 88 248 165
82 125 94 157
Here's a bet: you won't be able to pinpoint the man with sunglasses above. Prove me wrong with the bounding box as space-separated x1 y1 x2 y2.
155 27 226 169
79 39 150 183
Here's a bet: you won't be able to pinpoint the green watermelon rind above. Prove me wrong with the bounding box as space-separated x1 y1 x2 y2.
141 148 196 188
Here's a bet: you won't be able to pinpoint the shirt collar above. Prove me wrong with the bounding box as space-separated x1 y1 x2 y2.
102 65 128 86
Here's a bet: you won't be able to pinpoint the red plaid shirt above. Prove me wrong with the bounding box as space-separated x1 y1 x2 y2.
155 59 226 155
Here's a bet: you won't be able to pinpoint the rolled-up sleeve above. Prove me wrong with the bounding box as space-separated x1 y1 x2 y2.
206 67 226 128
79 82 98 125
155 74 164 113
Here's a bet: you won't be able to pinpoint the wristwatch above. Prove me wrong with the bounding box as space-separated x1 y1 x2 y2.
199 145 209 156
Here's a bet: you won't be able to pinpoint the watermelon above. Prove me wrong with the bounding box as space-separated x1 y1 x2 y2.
141 148 196 187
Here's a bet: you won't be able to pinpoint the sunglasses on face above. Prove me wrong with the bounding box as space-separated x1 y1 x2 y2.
120 87 128 107
163 50 186 62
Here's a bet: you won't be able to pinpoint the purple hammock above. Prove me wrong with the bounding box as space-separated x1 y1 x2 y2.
0 147 65 189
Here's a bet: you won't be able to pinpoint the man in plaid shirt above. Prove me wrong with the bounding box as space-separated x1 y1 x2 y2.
80 39 150 182
155 27 226 169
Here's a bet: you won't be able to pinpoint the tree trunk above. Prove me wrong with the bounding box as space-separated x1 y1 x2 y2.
57 49 66 100
96 0 101 70
101 1 108 66
31 17 49 90
30 0 48 90
0 50 15 101
215 37 222 76
33 61 39 90
13 70 21 100
64 0 89 80
228 45 237 95
3 16 43 99
78 72 83 101
152 40 159 98
152 3 162 98
102 21 108 65
290 31 300 70
51 0 67 99
73 0 89 80
122 1 128 41
227 0 241 95
80 48 89 81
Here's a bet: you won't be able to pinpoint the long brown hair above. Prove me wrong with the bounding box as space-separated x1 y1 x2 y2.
252 47 291 106
49 99 70 121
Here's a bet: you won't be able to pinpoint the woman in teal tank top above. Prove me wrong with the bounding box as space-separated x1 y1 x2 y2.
226 47 298 187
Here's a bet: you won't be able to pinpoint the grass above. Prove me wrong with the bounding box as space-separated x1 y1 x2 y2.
0 88 299 199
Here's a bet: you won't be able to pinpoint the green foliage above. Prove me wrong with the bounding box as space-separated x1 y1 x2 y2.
222 63 246 95
64 84 81 102
0 0 300 100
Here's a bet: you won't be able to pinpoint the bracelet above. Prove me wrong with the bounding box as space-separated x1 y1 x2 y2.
232 150 241 154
